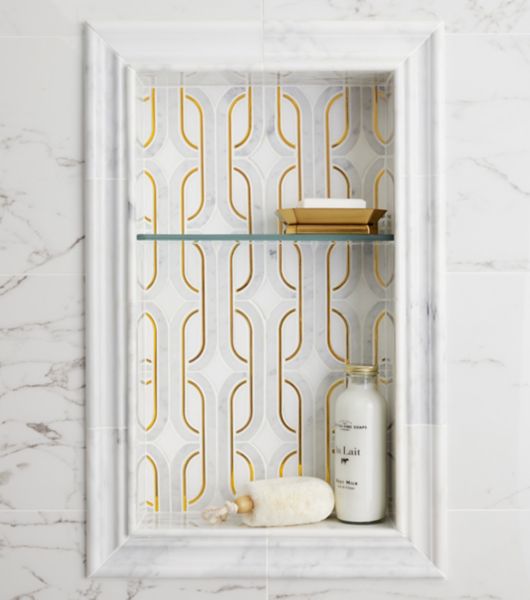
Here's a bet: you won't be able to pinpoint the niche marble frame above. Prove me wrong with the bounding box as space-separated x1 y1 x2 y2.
85 21 445 578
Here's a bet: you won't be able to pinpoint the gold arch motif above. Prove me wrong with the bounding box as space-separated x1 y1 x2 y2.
278 309 296 432
228 91 250 219
373 169 395 288
142 170 158 291
229 379 256 495
373 310 395 385
230 380 253 436
276 86 302 200
139 312 158 432
277 312 303 475
373 86 394 145
229 244 255 365
279 450 298 477
282 92 302 201
326 244 351 363
275 109 304 473
235 88 253 149
179 87 197 150
332 87 350 148
332 165 351 199
230 449 255 496
176 87 208 512
179 308 207 512
232 313 254 423
182 450 199 511
179 89 205 220
285 379 303 475
285 244 303 362
142 88 156 149
325 88 351 197
325 379 344 483
181 380 206 510
227 90 255 316
232 168 254 294
277 165 297 290
179 168 206 364
226 90 256 495
180 169 207 293
188 244 206 364
231 167 254 231
180 309 206 434
276 85 295 149
330 242 351 292
178 240 205 363
144 454 159 512
276 167 303 360
236 451 255 481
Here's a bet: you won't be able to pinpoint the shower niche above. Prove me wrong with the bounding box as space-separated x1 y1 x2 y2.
135 76 395 519
86 21 444 578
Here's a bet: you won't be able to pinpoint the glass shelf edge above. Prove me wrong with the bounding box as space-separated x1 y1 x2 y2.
136 233 395 242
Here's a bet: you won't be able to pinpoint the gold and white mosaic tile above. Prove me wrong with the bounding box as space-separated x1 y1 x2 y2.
134 81 395 517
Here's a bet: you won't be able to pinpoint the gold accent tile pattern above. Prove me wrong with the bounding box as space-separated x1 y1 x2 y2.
135 82 395 516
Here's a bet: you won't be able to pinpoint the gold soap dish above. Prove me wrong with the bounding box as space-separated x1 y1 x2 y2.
276 208 387 234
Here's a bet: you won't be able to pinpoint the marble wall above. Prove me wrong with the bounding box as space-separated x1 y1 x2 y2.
1 1 530 599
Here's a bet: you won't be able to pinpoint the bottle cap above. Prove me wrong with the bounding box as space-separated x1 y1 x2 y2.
345 363 378 375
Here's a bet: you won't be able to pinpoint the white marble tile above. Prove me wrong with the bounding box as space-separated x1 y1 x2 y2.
267 510 530 599
5 0 530 36
448 272 530 509
0 37 83 276
6 510 530 598
0 275 84 510
0 510 267 599
263 0 530 33
262 20 438 73
79 0 262 24
446 35 530 271
0 0 262 36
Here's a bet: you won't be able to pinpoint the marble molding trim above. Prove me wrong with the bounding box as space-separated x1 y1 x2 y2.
85 21 445 578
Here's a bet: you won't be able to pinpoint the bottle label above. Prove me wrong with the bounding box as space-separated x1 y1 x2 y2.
334 420 367 492
333 392 387 522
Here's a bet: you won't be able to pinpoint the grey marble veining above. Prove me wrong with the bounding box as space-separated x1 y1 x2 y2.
0 510 268 599
446 35 530 272
262 0 530 33
2 0 530 36
0 37 84 277
0 275 84 511
3 510 530 598
447 273 530 511
2 0 530 596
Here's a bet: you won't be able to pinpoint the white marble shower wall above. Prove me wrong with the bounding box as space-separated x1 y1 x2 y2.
133 81 395 518
5 1 530 598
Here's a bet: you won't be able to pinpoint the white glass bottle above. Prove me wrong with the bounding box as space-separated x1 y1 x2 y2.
333 364 386 523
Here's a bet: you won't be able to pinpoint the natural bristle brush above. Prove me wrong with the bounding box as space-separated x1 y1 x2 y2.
202 477 334 527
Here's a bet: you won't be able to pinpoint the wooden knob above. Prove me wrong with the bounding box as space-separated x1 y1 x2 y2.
234 495 254 514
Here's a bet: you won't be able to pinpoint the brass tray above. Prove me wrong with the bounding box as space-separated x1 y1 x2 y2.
276 208 386 226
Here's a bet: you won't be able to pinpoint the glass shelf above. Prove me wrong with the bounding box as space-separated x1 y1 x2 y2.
137 233 394 242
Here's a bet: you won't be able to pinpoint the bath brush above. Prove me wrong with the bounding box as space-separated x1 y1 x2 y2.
202 476 334 527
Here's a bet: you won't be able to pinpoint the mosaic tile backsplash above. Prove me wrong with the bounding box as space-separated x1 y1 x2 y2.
134 81 395 518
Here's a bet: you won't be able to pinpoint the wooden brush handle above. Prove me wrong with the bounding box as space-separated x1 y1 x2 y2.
234 495 254 514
